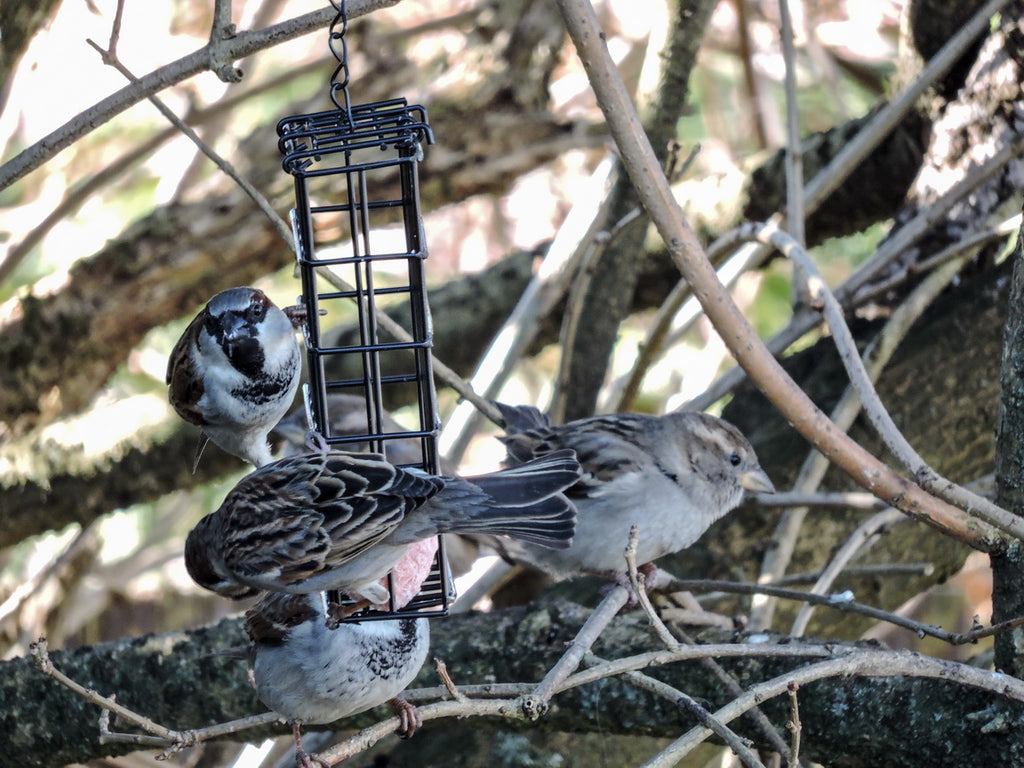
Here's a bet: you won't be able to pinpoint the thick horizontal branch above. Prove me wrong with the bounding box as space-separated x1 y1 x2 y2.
3 601 1023 768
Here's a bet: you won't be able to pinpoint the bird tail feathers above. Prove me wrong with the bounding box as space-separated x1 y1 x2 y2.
437 449 580 549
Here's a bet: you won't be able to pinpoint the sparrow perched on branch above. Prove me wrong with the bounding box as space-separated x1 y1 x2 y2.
166 287 304 469
244 591 429 767
492 402 774 581
184 447 580 604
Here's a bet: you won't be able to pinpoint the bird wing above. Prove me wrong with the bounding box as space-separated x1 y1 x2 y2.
244 592 319 644
217 452 446 588
500 412 655 496
165 313 207 426
220 506 337 588
316 453 443 568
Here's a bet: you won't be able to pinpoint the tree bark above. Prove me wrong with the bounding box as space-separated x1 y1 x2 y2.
0 0 64 116
994 213 1024 676
4 602 1022 768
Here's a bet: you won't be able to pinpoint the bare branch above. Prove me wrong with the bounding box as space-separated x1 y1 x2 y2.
0 0 402 191
555 0 998 551
642 650 1024 767
665 577 1024 646
524 586 630 718
584 652 768 768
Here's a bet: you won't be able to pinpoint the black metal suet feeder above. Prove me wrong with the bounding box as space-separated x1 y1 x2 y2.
277 0 454 620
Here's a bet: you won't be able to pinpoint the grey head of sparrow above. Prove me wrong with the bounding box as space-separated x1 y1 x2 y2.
491 402 774 581
166 287 304 469
184 447 580 605
244 591 429 767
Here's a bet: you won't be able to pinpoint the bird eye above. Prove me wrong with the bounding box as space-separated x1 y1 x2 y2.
250 301 267 320
729 453 742 466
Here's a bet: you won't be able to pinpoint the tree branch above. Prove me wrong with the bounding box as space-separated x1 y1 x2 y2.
6 602 1024 768
0 0 402 191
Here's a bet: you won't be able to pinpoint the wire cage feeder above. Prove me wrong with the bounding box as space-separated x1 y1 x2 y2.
277 97 455 621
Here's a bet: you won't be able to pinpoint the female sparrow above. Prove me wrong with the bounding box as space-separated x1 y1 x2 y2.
244 591 429 766
167 287 303 469
492 403 774 580
184 448 580 604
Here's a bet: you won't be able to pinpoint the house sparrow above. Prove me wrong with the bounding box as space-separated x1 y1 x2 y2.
167 287 303 469
184 448 580 604
492 402 774 581
244 591 429 767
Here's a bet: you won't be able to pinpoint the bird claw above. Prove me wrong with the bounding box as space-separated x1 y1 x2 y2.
304 430 330 454
599 563 677 612
296 752 331 768
291 721 331 768
390 697 422 738
324 598 371 629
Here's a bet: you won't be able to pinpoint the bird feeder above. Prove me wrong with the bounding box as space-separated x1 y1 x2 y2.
276 1 453 620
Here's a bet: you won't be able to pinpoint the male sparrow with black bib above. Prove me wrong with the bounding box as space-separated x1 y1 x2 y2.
167 286 304 469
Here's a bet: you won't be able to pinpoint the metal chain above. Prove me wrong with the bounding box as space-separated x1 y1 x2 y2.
328 0 353 123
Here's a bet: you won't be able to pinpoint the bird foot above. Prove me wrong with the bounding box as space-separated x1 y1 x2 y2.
602 563 670 608
291 721 331 768
324 598 372 629
636 562 674 591
296 753 331 768
390 697 423 738
304 430 330 454
282 304 327 331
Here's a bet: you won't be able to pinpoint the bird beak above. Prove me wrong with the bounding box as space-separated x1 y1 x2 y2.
739 468 775 494
222 313 251 342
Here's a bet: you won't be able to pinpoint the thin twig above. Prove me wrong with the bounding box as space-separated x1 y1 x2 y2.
666 624 794 759
85 38 293 250
741 222 1021 540
31 637 188 745
747 490 886 510
626 525 680 651
439 154 618 460
767 562 935 586
787 682 801 767
316 698 526 765
559 642 854 692
524 585 630 718
664 578 1024 645
0 524 98 630
779 0 808 311
208 0 243 82
583 652 767 768
750 248 981 631
434 658 467 703
789 508 906 636
606 230 761 414
804 0 1011 215
30 637 282 753
0 0 403 192
688 1 1018 417
856 214 1020 304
